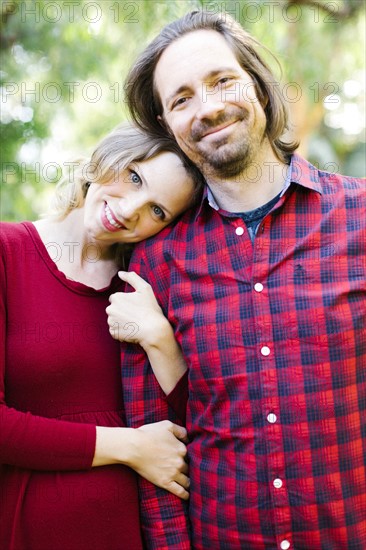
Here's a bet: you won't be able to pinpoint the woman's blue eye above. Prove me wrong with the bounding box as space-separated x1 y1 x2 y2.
130 171 141 185
152 205 165 220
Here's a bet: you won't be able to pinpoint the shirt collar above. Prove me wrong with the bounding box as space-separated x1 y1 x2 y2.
195 153 323 220
290 153 323 194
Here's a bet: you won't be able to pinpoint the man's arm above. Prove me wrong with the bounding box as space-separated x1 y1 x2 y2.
107 270 188 397
120 248 190 549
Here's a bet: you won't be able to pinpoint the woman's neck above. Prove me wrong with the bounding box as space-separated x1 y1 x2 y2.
33 209 119 289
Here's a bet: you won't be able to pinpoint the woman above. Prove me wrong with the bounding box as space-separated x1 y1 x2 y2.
0 124 202 549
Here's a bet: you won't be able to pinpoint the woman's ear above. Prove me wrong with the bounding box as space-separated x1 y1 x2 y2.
82 181 91 197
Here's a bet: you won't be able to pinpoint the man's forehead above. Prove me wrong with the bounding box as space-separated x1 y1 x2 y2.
157 29 234 68
154 30 240 100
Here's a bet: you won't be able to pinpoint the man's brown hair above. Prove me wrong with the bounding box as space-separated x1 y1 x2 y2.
125 10 298 163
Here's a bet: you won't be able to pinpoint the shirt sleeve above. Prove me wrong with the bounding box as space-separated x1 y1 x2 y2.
0 235 96 472
165 371 188 424
121 246 191 549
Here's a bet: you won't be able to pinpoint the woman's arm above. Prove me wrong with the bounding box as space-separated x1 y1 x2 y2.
0 238 91 471
0 403 189 498
107 271 188 395
116 255 191 548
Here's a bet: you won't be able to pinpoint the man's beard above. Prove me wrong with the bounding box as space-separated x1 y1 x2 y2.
197 137 253 178
191 109 265 178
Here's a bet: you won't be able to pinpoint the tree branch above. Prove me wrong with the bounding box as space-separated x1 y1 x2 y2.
287 0 362 19
1 1 17 23
1 1 18 49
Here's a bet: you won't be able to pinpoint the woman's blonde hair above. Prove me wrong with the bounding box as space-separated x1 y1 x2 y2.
51 123 204 219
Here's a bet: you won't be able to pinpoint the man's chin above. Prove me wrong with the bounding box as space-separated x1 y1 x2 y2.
197 144 251 178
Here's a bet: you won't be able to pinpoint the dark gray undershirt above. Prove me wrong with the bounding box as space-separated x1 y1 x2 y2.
235 191 282 242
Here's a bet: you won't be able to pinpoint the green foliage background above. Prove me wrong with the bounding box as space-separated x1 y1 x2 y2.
1 0 365 221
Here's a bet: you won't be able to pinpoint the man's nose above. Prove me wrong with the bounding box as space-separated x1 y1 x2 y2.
196 87 225 120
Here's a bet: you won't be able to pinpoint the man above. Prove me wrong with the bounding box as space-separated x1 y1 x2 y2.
119 10 365 550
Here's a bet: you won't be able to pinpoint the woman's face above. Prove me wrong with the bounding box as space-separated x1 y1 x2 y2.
83 151 196 244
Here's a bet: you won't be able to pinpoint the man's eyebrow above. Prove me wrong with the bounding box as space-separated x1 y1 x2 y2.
165 85 190 109
164 67 240 108
203 68 239 80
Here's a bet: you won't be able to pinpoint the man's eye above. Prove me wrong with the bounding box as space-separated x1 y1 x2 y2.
130 171 141 185
152 205 165 220
173 97 187 109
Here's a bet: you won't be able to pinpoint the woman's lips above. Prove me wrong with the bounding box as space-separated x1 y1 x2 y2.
101 203 126 232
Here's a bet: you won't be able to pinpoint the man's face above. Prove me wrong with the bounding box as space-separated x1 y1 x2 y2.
154 30 268 178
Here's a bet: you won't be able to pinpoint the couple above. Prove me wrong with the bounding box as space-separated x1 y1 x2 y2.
1 9 365 550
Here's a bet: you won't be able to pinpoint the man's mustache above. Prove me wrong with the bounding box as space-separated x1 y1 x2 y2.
191 109 248 142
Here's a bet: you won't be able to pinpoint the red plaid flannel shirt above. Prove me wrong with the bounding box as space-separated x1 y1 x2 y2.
120 155 366 549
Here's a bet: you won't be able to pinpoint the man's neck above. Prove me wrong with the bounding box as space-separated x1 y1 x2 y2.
205 144 289 213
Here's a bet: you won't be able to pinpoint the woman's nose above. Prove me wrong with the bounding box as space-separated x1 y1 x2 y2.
118 196 143 221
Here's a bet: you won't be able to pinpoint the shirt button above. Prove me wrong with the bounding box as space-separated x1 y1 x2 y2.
280 540 290 550
235 226 244 236
273 478 283 489
267 413 277 423
261 346 271 356
254 283 264 292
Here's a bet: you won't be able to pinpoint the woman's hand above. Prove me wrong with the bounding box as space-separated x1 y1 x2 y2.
106 271 172 350
93 421 190 500
127 420 190 499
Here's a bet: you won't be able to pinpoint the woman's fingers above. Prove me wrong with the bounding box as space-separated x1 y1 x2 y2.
170 422 189 444
168 480 190 501
117 270 151 292
175 471 190 489
106 271 169 347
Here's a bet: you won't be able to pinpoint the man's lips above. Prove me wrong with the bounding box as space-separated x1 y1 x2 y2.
198 120 239 140
101 202 126 232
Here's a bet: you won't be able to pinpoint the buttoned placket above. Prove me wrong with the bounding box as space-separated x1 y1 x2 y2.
250 216 293 550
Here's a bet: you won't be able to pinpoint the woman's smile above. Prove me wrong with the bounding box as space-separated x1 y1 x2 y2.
101 202 127 232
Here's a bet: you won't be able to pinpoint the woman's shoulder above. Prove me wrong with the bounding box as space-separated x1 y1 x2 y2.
0 221 34 255
0 220 31 238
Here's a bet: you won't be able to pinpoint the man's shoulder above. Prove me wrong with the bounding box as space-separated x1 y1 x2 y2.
134 207 198 256
130 208 197 269
291 154 365 196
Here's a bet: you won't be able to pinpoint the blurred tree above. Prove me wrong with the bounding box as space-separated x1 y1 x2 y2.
198 0 365 172
1 0 201 220
1 0 365 221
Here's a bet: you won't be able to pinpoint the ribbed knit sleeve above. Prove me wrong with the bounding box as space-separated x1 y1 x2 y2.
0 223 96 471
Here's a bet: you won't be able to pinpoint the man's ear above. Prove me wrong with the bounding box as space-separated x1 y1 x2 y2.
250 74 269 110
